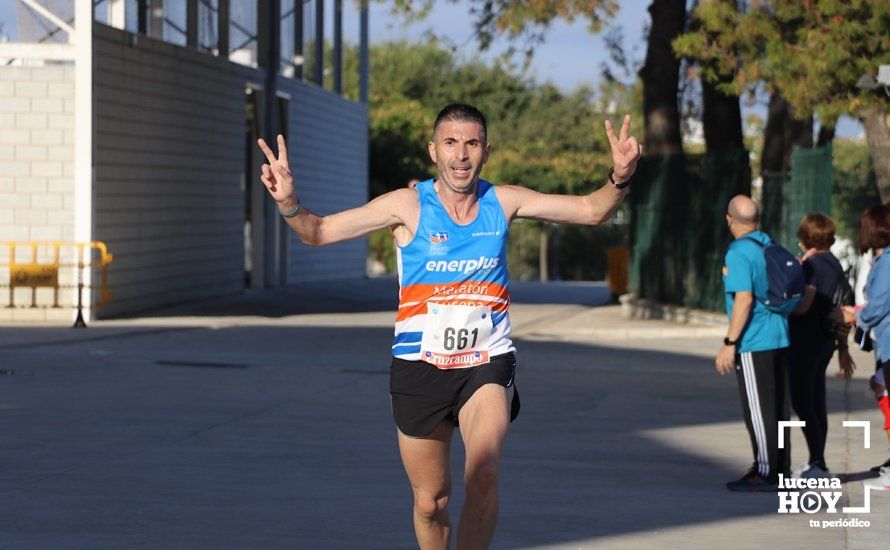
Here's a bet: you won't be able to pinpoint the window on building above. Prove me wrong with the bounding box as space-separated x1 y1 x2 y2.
279 0 295 78
301 0 317 83
228 0 257 67
198 0 218 54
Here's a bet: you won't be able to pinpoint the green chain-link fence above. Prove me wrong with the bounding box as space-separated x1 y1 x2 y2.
630 146 833 312
629 150 751 311
762 145 834 251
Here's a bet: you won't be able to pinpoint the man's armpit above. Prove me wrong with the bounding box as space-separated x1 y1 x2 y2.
492 185 522 221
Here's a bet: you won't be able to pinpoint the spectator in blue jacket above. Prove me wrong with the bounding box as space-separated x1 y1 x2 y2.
844 204 890 476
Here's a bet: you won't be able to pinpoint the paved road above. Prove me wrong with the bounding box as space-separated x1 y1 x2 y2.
1 279 887 549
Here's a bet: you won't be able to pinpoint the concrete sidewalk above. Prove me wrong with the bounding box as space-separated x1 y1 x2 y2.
1 280 887 549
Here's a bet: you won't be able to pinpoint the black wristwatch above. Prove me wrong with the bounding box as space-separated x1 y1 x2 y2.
723 337 738 346
608 167 632 189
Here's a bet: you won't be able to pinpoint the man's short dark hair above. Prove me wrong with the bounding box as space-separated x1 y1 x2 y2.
433 104 487 143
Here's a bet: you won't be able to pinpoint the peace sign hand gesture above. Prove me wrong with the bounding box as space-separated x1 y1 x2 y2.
257 135 296 204
604 114 642 183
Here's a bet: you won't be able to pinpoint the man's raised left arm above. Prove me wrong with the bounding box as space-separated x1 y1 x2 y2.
498 114 642 224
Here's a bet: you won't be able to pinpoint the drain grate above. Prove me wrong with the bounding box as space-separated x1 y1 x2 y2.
155 360 248 369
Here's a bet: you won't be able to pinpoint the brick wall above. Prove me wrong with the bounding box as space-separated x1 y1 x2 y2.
0 66 75 322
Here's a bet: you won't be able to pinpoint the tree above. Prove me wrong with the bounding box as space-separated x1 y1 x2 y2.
673 0 890 201
389 1 618 56
759 91 813 177
685 0 744 153
639 0 686 155
384 1 669 157
387 0 693 160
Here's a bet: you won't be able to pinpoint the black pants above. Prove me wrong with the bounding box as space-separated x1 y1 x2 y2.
735 349 791 482
789 343 834 468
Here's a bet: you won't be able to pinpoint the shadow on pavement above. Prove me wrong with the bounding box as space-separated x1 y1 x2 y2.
101 279 614 320
0 322 878 548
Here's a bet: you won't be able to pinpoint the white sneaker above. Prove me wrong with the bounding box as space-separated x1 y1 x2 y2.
792 463 829 479
791 463 810 478
863 467 890 491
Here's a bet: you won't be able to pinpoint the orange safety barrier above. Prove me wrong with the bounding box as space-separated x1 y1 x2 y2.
1 241 114 327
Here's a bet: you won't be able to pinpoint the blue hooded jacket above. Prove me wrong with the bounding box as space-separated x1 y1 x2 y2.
858 252 890 363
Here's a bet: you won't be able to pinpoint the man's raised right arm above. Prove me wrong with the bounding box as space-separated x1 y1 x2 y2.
258 135 412 246
276 189 413 246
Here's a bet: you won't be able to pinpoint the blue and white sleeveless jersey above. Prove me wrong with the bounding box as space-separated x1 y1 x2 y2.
392 178 515 367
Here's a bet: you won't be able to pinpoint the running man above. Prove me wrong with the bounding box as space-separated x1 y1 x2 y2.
257 104 640 549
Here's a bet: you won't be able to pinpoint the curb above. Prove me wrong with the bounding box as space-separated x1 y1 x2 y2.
619 294 728 327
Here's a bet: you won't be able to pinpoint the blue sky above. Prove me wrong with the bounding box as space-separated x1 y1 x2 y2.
0 0 863 138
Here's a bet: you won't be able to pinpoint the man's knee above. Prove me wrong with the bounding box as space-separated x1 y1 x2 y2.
465 456 499 497
414 491 450 520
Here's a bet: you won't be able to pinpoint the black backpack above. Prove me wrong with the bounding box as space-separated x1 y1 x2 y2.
809 254 855 339
828 262 855 308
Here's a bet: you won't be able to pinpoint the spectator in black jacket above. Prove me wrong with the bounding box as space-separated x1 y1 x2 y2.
789 213 855 479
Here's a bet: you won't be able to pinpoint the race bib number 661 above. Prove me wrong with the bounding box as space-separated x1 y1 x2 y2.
420 303 493 369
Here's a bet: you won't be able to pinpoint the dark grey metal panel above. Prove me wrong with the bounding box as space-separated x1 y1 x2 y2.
277 78 368 284
92 24 260 316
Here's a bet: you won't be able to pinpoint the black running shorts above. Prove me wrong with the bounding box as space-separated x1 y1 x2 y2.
389 352 521 438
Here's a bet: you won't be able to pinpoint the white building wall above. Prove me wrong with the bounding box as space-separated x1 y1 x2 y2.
278 79 368 284
0 66 75 321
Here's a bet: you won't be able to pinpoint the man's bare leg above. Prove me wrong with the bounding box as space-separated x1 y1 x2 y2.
456 383 513 549
397 420 456 550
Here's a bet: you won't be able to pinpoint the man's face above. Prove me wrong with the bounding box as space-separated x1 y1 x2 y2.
428 120 490 194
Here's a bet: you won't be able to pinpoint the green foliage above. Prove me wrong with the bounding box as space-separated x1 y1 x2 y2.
387 1 618 55
367 98 433 197
831 139 880 246
507 219 541 280
368 227 397 273
673 0 890 125
341 39 636 199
